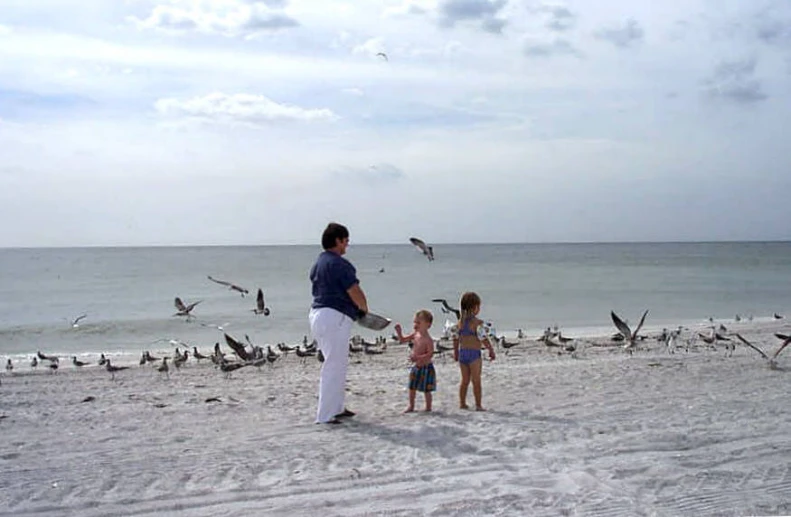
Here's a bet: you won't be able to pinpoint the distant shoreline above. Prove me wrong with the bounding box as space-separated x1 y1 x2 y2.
2 240 790 251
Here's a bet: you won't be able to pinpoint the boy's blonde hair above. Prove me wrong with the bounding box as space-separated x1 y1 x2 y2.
459 292 481 320
415 309 433 326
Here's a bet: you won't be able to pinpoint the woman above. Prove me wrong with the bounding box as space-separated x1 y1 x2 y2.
309 222 369 424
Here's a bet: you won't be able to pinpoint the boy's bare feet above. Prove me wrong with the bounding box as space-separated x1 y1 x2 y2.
475 406 486 412
423 408 432 412
459 404 470 410
403 407 415 413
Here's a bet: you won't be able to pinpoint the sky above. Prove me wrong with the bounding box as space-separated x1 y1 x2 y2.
1 0 790 247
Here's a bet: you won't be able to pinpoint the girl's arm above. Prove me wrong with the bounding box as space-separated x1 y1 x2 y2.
482 337 496 360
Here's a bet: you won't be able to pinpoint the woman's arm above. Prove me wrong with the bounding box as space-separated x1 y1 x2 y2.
347 283 369 313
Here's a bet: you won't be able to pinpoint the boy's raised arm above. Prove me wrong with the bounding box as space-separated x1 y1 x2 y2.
394 323 415 343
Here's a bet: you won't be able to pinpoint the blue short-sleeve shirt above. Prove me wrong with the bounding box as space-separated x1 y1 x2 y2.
309 251 360 319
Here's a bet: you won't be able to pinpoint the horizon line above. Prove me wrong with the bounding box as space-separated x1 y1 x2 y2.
1 239 790 250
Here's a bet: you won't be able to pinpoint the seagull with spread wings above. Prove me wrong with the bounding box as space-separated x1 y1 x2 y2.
610 310 649 352
70 314 87 328
376 52 388 61
733 333 791 369
252 288 271 316
409 237 435 261
207 276 249 297
173 297 201 319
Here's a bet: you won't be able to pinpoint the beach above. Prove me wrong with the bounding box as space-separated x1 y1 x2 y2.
2 319 789 516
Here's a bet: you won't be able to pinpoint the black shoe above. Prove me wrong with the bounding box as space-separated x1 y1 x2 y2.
335 408 356 419
317 418 343 425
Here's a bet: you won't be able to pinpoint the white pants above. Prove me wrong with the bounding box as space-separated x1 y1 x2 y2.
309 307 353 423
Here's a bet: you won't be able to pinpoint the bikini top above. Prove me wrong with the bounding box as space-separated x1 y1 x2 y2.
458 317 478 337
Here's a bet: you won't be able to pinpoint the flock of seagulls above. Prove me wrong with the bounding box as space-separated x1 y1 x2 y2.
3 238 789 383
173 276 271 321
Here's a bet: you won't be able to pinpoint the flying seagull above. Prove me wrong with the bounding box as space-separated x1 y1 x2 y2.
431 298 460 320
207 276 249 297
409 237 434 261
610 310 649 350
71 314 87 328
252 288 270 316
173 297 201 319
376 52 388 61
733 333 791 369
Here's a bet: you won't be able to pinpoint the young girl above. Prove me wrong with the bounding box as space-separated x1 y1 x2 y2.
452 292 496 411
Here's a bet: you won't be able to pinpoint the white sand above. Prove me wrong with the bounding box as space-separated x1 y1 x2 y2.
1 321 790 516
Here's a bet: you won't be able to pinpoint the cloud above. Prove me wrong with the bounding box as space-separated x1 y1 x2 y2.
703 58 768 104
523 37 581 58
383 1 428 18
436 0 508 34
258 0 288 7
352 37 387 58
154 92 338 126
330 164 406 185
755 16 790 45
130 0 299 37
595 18 644 48
0 24 12 36
540 5 576 32
341 88 365 96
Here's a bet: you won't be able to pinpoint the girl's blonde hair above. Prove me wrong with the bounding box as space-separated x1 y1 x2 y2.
459 291 481 321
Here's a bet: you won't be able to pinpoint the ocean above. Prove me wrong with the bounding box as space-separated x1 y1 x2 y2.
1 242 789 365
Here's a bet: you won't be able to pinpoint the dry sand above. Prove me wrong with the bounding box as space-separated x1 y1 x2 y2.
1 320 790 516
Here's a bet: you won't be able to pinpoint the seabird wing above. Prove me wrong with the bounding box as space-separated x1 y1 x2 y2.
431 298 460 319
72 314 87 325
174 297 187 312
376 52 388 61
224 333 252 361
733 333 769 361
185 300 202 311
772 335 791 360
633 310 649 339
774 332 790 341
409 237 427 253
610 311 632 341
256 288 265 312
207 275 231 287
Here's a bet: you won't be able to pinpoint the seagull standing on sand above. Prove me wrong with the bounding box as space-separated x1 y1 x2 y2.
72 356 89 367
157 357 170 379
207 276 249 297
105 359 129 380
610 310 649 352
409 237 435 261
252 288 271 316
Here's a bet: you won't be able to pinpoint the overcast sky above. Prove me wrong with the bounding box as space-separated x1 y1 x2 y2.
1 0 790 247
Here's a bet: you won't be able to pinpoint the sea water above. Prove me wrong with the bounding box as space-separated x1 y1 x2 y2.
1 242 789 365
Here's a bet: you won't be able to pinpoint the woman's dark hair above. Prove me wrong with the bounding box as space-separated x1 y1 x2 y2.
321 222 349 250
